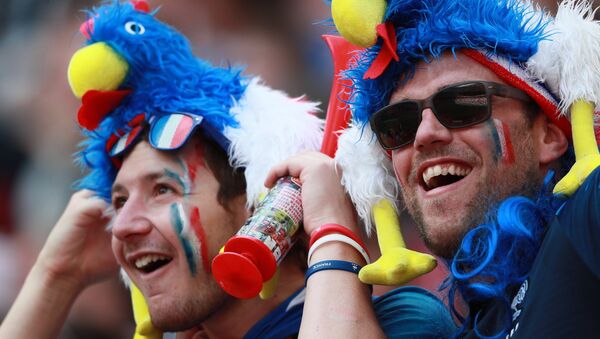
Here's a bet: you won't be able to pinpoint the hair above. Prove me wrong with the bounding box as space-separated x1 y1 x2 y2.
440 147 574 337
195 133 247 211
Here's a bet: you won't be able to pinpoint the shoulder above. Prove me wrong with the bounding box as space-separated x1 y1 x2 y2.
560 165 600 212
373 286 457 338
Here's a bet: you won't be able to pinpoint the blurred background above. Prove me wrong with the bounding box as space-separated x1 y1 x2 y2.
0 0 577 338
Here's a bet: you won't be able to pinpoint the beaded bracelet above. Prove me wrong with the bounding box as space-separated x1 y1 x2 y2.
307 233 371 266
304 260 361 284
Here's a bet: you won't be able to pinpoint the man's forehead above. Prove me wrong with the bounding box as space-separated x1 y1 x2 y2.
113 142 184 187
392 52 504 100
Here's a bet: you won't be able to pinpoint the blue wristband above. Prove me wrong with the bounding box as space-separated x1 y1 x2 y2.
304 260 361 285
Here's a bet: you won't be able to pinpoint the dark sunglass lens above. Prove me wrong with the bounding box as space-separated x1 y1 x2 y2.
372 102 421 149
433 82 490 128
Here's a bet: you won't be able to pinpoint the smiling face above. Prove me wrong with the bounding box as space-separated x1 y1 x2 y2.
390 52 560 258
110 139 248 331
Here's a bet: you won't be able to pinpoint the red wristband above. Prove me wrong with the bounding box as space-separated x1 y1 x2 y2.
309 223 370 257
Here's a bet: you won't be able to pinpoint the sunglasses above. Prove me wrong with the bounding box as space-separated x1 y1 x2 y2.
369 81 533 150
106 112 205 158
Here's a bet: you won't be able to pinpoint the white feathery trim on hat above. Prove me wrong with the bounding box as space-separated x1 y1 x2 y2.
120 269 131 287
335 123 399 236
527 0 600 114
225 78 324 207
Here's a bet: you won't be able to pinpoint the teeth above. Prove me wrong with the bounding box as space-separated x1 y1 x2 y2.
135 255 170 269
422 164 472 188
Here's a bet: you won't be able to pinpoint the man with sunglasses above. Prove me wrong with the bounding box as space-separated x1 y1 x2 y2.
270 0 599 338
1 2 456 339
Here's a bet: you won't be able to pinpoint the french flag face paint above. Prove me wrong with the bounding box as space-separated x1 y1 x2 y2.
150 113 203 150
170 203 202 276
190 207 210 274
489 118 515 165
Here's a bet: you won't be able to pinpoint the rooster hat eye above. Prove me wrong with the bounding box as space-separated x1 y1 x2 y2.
124 21 145 35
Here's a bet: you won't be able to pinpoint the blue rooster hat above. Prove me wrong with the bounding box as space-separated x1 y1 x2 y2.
330 0 600 232
68 0 323 203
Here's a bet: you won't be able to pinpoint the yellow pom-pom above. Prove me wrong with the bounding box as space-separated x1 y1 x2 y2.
332 0 387 47
68 42 129 99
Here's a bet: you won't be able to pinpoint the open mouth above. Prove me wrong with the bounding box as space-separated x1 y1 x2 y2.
421 163 472 191
134 254 173 274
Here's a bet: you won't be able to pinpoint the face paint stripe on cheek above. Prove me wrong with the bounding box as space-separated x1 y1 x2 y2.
186 143 205 183
495 119 515 164
170 203 197 275
176 159 195 195
164 169 188 194
486 119 502 163
190 207 210 273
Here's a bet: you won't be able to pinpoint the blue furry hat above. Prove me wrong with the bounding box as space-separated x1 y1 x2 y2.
68 0 323 202
342 0 554 125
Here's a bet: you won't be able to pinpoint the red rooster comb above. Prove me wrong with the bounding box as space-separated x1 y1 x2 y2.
131 0 150 13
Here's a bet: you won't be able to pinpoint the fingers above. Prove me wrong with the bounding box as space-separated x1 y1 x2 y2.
264 152 333 187
59 190 111 230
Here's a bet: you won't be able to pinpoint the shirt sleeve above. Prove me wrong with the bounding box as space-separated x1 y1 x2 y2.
373 286 457 338
558 166 600 279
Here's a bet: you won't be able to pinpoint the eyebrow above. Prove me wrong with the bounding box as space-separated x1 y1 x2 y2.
111 169 183 196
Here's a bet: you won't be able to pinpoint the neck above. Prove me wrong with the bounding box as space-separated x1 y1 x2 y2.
199 261 305 339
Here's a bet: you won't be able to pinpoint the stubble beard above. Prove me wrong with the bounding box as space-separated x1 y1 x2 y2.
401 134 543 259
149 276 229 332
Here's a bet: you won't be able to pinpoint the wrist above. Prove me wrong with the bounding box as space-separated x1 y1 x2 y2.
32 257 86 294
308 241 368 266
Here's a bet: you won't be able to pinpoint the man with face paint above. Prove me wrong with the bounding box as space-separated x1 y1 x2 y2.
268 0 600 338
1 1 458 339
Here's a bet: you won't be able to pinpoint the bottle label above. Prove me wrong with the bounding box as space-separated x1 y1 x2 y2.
237 177 302 263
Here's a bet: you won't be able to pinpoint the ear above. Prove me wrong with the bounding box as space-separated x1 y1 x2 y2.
536 115 569 166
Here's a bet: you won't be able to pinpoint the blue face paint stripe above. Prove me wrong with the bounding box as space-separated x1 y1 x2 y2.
486 119 502 163
170 203 197 275
176 159 193 195
164 169 187 193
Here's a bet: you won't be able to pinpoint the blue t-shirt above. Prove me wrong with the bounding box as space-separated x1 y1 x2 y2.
463 166 600 338
244 286 456 339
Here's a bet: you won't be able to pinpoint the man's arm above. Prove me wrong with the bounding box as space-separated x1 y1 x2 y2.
266 152 386 338
0 190 118 339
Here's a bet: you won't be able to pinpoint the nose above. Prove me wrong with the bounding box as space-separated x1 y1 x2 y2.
413 108 452 151
112 194 153 240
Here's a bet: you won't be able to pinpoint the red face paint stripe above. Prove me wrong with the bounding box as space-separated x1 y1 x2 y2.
186 160 197 183
190 207 210 273
494 119 515 165
501 121 515 164
186 143 206 183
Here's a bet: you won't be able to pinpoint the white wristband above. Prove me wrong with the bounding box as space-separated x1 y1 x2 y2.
307 233 371 266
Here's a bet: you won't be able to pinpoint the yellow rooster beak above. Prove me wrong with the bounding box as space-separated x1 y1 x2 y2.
68 42 129 99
